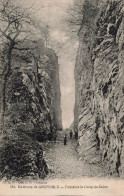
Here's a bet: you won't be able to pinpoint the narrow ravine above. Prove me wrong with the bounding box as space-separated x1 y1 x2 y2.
43 131 110 179
0 0 123 182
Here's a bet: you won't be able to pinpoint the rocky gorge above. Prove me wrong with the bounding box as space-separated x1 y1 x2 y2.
0 0 123 181
74 0 124 177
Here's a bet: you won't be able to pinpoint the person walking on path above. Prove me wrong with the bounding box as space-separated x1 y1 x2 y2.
64 134 67 145
69 130 73 139
75 131 78 140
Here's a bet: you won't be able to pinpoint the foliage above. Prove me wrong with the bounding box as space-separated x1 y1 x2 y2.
65 0 99 40
0 0 32 46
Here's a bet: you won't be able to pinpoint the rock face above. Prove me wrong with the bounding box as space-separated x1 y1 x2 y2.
0 39 62 179
74 0 124 177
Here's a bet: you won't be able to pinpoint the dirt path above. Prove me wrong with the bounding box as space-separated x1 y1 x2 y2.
43 132 109 179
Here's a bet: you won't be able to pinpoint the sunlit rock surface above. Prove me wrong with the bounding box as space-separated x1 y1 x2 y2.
74 0 124 177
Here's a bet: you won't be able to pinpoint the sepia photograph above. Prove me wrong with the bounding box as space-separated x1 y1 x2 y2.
0 0 124 195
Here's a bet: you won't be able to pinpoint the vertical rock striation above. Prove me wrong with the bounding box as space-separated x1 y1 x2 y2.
74 0 124 177
0 39 62 179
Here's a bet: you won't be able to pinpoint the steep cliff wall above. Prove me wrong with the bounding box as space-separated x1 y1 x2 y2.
42 47 62 131
0 39 62 179
74 0 124 177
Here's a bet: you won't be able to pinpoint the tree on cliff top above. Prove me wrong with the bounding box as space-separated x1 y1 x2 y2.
0 0 48 130
65 0 99 40
0 0 34 128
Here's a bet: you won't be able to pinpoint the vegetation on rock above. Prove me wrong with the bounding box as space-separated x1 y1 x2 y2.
0 0 62 180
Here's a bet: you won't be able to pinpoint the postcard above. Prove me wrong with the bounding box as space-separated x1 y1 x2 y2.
0 0 123 195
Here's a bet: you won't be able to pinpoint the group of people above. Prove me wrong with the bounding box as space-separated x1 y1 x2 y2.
64 130 78 145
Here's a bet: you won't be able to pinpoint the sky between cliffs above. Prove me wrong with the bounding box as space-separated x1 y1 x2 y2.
21 0 77 129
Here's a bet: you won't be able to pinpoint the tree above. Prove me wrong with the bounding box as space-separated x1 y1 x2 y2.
65 0 99 41
0 0 58 131
64 0 84 41
0 0 35 129
33 21 50 47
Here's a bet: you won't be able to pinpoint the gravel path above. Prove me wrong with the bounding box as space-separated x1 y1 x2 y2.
43 132 109 179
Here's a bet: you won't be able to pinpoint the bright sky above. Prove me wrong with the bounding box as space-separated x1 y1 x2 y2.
21 0 77 129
